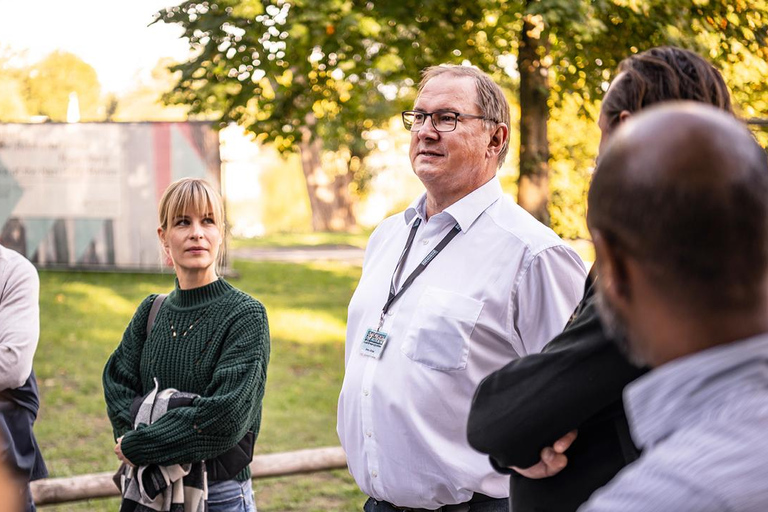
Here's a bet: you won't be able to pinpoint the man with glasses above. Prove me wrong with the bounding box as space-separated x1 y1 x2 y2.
337 65 586 512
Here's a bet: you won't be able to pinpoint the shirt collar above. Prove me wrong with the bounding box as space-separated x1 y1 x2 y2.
403 177 503 232
625 332 768 449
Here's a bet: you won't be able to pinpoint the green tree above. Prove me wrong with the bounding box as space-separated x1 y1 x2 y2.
23 51 102 121
0 77 28 122
0 46 29 122
156 0 768 230
155 0 409 231
519 0 768 223
369 0 768 223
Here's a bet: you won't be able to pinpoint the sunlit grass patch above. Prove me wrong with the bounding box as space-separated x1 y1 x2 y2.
268 308 347 345
231 231 371 250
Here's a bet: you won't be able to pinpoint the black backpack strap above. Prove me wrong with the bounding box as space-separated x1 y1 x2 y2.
146 294 168 336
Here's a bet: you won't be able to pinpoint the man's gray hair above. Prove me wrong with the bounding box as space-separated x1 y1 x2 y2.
418 65 511 168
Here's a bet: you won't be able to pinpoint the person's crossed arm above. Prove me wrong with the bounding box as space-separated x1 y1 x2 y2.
0 255 40 391
468 292 646 475
511 430 578 478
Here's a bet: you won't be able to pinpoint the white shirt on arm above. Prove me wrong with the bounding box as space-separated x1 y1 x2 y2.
337 177 586 510
0 244 40 391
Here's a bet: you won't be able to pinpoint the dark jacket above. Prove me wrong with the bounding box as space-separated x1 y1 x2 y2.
0 370 48 482
468 275 646 512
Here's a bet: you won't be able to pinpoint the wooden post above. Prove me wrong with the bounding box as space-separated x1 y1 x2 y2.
31 446 347 506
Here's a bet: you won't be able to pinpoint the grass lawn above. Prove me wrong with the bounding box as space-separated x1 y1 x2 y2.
34 259 366 511
33 231 591 510
230 231 372 251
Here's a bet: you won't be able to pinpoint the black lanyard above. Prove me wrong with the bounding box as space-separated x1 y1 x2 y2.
378 218 462 329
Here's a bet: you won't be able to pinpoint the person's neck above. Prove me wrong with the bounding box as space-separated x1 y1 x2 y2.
177 268 219 290
424 175 495 220
425 195 459 220
648 302 768 367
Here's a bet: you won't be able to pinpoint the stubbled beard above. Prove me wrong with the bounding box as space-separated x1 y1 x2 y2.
595 288 648 367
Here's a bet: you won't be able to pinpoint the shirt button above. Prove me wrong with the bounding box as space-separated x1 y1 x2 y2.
363 389 370 396
372 470 378 478
366 430 372 437
422 240 429 245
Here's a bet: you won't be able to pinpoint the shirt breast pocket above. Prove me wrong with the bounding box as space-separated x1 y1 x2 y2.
401 287 484 370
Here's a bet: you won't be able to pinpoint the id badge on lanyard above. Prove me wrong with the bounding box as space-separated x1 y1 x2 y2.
360 327 388 359
359 218 461 359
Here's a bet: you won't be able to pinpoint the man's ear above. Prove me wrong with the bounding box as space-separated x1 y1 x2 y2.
487 123 509 158
618 110 632 124
592 229 631 306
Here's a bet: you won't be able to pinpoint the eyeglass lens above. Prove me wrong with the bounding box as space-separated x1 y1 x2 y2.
404 112 457 132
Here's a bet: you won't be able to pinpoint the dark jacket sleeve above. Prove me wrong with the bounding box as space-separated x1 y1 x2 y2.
467 285 647 468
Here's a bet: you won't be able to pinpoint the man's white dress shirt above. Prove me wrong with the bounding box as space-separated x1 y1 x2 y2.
337 178 586 509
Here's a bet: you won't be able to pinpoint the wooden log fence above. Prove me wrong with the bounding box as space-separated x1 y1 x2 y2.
31 446 347 506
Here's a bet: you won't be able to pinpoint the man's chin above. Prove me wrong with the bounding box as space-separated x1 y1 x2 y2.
413 165 444 181
594 289 648 368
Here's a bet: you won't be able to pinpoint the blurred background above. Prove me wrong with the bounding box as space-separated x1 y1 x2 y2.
0 0 766 509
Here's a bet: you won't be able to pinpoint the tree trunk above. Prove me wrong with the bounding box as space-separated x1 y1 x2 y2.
517 13 551 226
299 125 357 232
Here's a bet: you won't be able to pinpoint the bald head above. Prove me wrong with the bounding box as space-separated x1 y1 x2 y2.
588 102 768 311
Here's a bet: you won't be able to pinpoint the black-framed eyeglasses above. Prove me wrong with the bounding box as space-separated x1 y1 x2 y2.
401 110 495 132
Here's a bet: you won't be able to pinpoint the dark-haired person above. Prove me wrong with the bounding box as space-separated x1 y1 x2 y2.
582 102 768 511
468 46 734 512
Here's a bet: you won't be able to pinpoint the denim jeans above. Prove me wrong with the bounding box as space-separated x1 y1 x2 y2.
363 496 508 512
208 479 256 512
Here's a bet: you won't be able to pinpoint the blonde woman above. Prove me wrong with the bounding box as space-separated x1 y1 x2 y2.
103 178 268 511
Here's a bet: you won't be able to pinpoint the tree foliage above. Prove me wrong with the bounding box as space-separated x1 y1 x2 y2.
0 78 28 122
156 0 768 233
23 51 102 121
0 47 29 122
156 1 407 156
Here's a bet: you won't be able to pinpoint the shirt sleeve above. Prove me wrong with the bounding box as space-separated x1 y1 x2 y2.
0 256 40 391
511 244 586 356
119 301 270 467
102 295 156 440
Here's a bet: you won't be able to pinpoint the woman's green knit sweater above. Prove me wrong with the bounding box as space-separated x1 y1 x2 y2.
103 278 269 481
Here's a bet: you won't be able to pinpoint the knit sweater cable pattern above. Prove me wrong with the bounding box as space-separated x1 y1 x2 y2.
103 278 269 481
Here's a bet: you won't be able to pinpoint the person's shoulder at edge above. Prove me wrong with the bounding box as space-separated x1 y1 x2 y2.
226 282 266 309
357 209 418 267
225 287 269 329
216 283 270 351
0 244 38 282
369 210 411 240
484 195 578 256
579 421 768 512
122 294 164 340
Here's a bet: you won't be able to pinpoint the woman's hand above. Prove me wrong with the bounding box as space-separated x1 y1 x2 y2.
114 436 136 467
